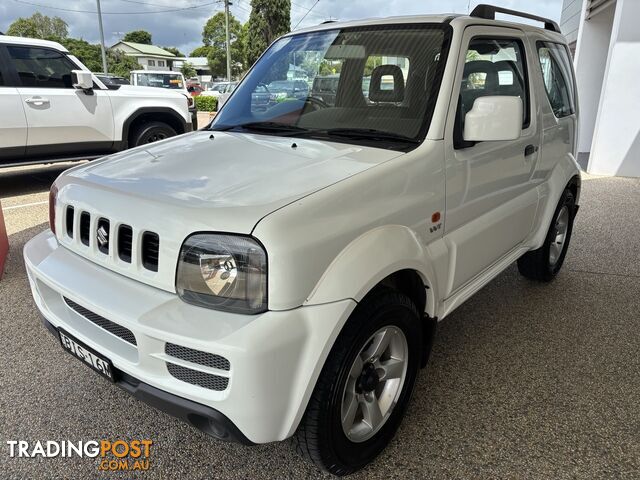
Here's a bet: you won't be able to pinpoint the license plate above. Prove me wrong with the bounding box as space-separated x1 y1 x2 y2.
58 328 115 382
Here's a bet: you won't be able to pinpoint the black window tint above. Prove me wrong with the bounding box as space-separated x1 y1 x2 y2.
537 42 576 118
8 46 76 88
459 38 530 127
0 70 4 86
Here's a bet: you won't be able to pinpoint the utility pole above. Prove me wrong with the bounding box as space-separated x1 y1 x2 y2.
224 0 232 82
96 0 108 73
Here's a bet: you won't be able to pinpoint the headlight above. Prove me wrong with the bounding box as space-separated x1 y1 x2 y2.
176 234 267 314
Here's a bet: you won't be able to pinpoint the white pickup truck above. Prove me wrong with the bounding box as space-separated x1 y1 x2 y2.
0 35 193 167
25 5 580 476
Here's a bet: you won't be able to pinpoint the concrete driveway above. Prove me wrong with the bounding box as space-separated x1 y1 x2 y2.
1 164 639 479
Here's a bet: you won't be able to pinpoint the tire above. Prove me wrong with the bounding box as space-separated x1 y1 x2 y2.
130 121 177 147
517 188 576 282
293 288 422 476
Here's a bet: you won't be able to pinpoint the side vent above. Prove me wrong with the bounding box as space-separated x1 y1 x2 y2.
79 212 91 246
141 232 159 272
118 225 133 263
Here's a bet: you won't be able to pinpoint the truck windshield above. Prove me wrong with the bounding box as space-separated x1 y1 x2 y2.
134 73 184 89
211 24 451 150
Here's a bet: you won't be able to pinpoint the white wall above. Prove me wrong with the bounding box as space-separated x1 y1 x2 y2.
574 2 615 154
561 0 584 46
588 0 640 176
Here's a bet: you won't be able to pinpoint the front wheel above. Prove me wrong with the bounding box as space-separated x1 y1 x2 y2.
293 288 421 476
130 121 177 147
518 188 576 282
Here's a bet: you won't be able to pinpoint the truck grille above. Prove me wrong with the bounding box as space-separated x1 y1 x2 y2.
63 297 137 346
165 343 230 371
62 205 160 272
166 363 229 391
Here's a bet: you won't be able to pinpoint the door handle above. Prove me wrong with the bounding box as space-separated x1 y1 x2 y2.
524 144 539 156
25 97 50 106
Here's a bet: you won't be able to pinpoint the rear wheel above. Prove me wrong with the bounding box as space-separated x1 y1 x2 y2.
518 188 576 282
130 121 177 147
293 288 421 476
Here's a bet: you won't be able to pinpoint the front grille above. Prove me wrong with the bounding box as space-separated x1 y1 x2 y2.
79 212 90 246
62 204 159 271
141 232 159 272
118 225 133 263
166 363 229 391
63 297 137 346
165 343 230 371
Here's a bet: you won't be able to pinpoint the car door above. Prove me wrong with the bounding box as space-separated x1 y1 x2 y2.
443 26 542 296
5 44 114 159
0 45 28 165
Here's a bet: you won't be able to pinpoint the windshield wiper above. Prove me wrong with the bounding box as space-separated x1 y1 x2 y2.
213 122 309 135
325 128 420 144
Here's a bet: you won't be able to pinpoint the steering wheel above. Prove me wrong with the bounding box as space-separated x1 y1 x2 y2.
304 96 329 111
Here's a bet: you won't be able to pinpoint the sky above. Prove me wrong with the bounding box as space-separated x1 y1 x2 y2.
0 0 563 56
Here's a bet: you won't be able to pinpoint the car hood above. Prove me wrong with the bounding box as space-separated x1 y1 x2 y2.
64 131 403 233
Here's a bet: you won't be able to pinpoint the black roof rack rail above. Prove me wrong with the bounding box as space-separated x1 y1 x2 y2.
470 4 561 33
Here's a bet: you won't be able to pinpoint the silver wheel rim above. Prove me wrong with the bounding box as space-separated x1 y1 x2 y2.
549 205 570 266
341 326 408 443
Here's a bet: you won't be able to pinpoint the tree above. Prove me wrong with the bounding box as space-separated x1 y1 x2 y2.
246 0 290 66
180 62 197 78
163 46 184 58
61 38 140 76
123 30 152 45
7 12 68 40
200 12 245 79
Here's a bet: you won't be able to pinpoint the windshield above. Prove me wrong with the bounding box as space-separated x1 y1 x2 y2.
134 73 184 89
211 24 450 150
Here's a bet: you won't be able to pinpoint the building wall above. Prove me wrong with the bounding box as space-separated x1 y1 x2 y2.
137 57 170 71
561 0 584 50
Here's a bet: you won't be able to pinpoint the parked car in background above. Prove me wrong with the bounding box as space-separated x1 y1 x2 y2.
0 35 192 167
25 5 581 476
251 84 271 111
130 70 197 129
267 79 309 102
95 74 130 89
200 81 235 98
187 83 205 96
216 82 238 110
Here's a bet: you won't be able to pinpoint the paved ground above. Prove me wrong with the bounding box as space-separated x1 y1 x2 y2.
1 164 639 479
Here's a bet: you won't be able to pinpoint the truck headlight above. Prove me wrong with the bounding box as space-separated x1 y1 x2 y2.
176 234 267 314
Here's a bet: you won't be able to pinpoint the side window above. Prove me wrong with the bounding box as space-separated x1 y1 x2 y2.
459 38 529 127
537 42 576 118
7 46 77 88
157 60 165 67
148 60 156 67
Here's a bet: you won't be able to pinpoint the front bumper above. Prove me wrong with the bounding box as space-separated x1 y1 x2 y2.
24 230 356 443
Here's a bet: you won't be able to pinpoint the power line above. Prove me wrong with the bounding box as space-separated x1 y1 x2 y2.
12 0 219 15
293 0 320 29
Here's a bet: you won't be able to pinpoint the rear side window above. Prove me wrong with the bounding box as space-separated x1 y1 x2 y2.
7 46 77 88
460 38 530 127
537 42 576 118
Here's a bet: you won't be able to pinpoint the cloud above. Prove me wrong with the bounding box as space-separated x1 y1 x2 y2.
1 0 563 55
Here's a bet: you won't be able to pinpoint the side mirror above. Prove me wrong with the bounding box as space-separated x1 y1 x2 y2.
463 96 522 142
71 70 94 93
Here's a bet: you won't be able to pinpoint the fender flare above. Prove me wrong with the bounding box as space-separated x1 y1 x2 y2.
305 225 440 317
120 107 190 148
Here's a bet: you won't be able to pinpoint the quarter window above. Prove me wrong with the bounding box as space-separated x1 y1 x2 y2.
7 46 77 88
537 42 575 118
459 38 529 127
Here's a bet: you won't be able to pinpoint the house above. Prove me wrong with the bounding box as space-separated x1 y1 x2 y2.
110 41 176 71
560 0 640 177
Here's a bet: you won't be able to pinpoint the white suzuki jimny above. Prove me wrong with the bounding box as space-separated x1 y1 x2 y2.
25 5 580 475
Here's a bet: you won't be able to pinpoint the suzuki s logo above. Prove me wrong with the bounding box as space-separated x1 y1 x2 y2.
97 226 109 248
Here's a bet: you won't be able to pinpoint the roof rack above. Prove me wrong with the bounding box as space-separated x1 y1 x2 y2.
470 4 561 33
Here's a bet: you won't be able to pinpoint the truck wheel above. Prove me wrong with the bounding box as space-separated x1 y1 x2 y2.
293 288 421 476
517 188 576 282
131 121 177 146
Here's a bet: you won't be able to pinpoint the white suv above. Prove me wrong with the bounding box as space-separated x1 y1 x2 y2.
25 5 580 475
0 36 192 168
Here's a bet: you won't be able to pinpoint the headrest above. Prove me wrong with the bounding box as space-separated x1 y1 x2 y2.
463 60 499 90
369 65 405 103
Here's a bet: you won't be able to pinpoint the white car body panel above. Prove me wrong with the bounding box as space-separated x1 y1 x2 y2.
0 86 28 150
23 14 581 444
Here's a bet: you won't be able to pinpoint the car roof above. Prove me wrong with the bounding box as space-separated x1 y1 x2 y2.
0 34 68 52
287 13 565 39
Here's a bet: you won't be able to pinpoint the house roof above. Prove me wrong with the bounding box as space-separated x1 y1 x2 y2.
111 41 176 57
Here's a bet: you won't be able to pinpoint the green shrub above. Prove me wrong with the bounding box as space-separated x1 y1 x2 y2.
195 95 218 112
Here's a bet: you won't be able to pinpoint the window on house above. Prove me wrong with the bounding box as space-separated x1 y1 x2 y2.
158 60 165 67
537 42 576 118
148 60 156 67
